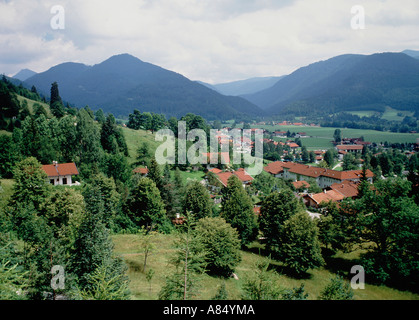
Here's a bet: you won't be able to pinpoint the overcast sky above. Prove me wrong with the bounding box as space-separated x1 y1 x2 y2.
1 0 419 83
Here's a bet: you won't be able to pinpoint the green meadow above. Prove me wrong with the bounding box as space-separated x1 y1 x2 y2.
257 125 418 150
111 233 419 300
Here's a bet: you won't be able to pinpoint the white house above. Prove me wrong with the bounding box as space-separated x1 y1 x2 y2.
42 162 79 186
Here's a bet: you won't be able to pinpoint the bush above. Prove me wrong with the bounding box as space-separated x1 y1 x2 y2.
318 275 354 300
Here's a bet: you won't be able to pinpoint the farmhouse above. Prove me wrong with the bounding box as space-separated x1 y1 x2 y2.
42 162 79 186
336 145 364 153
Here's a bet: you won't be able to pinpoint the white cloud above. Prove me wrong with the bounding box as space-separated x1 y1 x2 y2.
1 0 418 82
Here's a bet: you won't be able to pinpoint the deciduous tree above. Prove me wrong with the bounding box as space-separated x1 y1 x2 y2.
183 180 212 220
221 175 257 246
127 177 169 233
195 217 241 277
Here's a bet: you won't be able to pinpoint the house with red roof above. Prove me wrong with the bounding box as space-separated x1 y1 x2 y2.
287 142 300 149
305 180 361 208
292 180 310 192
202 152 231 166
133 167 149 176
305 189 345 208
336 145 364 153
208 168 254 188
42 162 79 186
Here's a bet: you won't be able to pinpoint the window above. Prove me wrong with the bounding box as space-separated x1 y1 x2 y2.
50 179 55 185
63 177 67 185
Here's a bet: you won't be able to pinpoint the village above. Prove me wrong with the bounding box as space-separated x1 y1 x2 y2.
39 120 418 222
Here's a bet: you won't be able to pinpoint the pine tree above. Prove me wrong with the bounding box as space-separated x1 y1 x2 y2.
136 142 152 166
241 257 283 300
147 157 163 191
78 262 130 300
211 282 228 300
158 214 207 300
318 275 354 300
50 82 62 106
50 82 65 118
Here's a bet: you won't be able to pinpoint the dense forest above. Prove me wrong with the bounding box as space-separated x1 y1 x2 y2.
0 76 418 300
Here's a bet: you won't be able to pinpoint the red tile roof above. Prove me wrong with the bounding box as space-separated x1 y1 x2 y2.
202 152 230 165
133 167 149 175
209 168 222 174
264 161 374 181
211 168 253 187
264 161 286 175
234 168 254 183
42 163 79 177
309 190 344 205
330 181 359 198
216 172 233 187
293 180 310 189
287 143 299 148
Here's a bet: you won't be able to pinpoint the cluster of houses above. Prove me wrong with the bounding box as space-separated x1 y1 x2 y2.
264 160 374 208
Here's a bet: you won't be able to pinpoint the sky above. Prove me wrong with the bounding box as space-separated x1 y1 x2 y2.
1 0 419 84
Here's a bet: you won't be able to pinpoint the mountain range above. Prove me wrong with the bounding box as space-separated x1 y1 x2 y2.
22 54 263 120
242 52 419 116
10 49 419 120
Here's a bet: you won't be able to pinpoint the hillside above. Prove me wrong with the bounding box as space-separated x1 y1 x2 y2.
242 52 419 117
23 54 263 121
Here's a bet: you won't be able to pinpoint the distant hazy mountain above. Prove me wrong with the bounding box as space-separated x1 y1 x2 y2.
13 69 37 81
200 76 285 96
243 52 419 116
24 54 263 120
402 49 419 59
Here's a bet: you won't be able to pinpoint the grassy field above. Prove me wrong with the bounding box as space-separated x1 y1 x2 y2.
175 169 206 185
261 124 419 150
380 106 415 122
347 106 414 122
0 179 14 209
121 127 162 166
112 233 419 300
16 95 52 117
